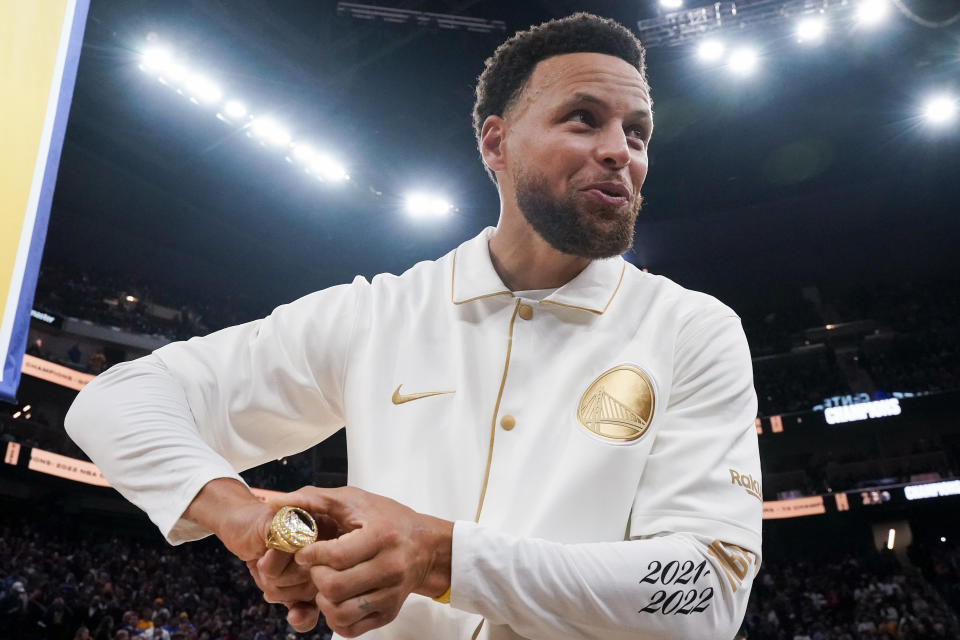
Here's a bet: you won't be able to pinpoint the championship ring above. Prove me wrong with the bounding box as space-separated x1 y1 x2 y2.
265 506 319 553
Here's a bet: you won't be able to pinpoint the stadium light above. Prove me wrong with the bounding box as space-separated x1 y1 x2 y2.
141 47 172 72
660 0 683 9
728 47 759 76
696 39 725 63
292 143 316 163
312 153 349 182
224 100 247 119
291 145 349 182
886 528 895 550
22 405 31 412
12 411 21 419
405 192 452 218
161 61 188 85
185 74 222 104
921 94 958 126
796 16 827 43
250 117 291 147
856 0 891 28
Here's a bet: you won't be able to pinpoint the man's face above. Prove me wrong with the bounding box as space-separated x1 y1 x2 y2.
501 52 652 258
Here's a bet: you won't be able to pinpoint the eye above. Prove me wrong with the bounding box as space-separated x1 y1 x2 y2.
627 125 648 142
567 110 595 126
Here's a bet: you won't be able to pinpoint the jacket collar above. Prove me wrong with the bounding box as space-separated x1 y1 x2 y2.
450 227 626 315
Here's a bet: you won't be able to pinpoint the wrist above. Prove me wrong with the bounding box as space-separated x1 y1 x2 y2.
184 477 269 540
415 515 454 600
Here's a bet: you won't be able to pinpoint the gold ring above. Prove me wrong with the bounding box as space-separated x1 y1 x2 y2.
265 506 318 553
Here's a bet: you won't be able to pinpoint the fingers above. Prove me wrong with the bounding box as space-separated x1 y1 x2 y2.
296 527 380 571
283 486 369 529
257 549 295 580
314 587 400 638
338 611 388 639
310 555 405 606
286 602 321 633
247 560 317 604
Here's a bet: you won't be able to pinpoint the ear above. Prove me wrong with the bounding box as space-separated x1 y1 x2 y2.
479 115 508 175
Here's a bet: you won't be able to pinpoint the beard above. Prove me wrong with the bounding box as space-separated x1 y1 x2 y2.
514 168 642 259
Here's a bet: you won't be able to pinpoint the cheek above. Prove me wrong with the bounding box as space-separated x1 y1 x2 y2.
632 155 650 188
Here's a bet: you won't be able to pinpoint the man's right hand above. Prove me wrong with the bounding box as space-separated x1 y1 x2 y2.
182 478 325 632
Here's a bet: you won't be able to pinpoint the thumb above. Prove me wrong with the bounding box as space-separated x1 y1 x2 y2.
273 486 357 525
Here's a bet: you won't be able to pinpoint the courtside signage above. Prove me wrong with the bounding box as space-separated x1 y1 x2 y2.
904 480 960 501
824 398 901 425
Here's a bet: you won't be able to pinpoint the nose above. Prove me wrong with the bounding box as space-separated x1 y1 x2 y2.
595 125 631 170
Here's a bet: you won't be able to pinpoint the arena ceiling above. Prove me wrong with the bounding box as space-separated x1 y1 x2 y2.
46 0 960 315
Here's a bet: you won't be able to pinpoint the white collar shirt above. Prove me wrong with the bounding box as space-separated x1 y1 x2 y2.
67 226 761 640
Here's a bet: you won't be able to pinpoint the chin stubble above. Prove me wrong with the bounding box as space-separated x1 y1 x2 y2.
514 171 641 259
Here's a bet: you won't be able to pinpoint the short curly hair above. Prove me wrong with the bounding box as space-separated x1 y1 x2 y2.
472 12 649 183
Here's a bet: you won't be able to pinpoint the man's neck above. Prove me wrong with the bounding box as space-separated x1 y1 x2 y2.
488 215 590 292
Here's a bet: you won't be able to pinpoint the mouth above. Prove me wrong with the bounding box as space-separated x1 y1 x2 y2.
581 182 630 206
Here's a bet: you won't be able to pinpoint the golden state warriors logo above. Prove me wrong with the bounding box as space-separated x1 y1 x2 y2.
577 365 655 442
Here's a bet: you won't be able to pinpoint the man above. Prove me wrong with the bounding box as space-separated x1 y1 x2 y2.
67 12 761 640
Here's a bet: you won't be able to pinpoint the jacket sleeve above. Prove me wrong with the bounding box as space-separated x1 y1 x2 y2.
451 524 755 640
65 277 367 543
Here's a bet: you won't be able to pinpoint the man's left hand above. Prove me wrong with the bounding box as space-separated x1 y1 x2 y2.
285 485 453 638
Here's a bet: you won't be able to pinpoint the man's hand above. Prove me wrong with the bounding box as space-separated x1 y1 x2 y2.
288 486 454 638
182 479 329 632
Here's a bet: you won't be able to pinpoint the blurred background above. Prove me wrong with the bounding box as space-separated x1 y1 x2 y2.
2 1 959 638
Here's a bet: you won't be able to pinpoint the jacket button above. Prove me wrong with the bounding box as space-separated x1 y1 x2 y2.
500 415 516 431
518 304 534 320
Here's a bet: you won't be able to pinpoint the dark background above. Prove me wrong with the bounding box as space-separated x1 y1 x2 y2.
45 0 960 318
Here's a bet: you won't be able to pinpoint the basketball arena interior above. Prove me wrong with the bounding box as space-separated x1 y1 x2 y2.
2 1 959 639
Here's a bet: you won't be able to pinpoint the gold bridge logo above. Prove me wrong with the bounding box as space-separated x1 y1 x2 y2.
729 469 762 501
577 365 655 442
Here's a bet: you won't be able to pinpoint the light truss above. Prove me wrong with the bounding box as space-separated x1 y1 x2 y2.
637 0 854 48
336 2 506 34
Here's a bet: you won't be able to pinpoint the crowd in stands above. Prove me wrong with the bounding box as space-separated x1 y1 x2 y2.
753 351 850 417
3 513 959 640
0 517 332 640
744 278 960 417
741 542 960 639
32 263 267 343
910 536 960 628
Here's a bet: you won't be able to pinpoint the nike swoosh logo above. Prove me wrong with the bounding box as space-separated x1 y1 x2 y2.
391 384 455 405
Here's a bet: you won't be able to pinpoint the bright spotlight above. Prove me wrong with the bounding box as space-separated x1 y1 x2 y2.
405 192 452 218
224 100 247 119
185 74 222 104
312 153 349 181
728 47 759 76
856 0 890 28
922 94 958 126
796 16 827 43
250 117 291 146
660 0 683 9
697 39 725 63
141 47 172 72
292 144 315 163
162 62 188 84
